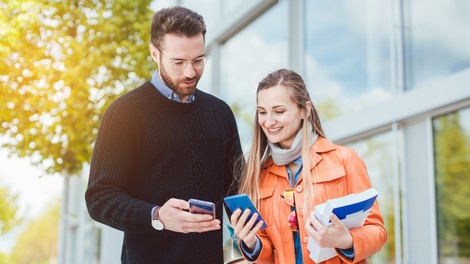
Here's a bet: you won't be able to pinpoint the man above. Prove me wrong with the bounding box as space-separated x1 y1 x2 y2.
85 6 242 263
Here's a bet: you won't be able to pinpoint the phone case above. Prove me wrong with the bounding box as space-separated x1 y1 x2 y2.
224 194 267 229
189 198 215 218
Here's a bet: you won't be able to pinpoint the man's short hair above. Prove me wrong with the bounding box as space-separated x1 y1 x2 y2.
151 6 206 51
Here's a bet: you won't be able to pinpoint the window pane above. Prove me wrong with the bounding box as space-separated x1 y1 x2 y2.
347 132 397 263
178 0 219 37
221 0 245 16
220 1 289 145
83 227 101 264
305 0 392 119
433 107 470 263
404 0 470 90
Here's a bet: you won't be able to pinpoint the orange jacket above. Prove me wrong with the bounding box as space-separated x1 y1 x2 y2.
244 137 387 264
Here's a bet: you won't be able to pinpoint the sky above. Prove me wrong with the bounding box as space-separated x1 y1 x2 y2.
0 148 63 253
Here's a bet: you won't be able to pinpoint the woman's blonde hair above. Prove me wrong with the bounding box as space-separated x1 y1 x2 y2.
238 69 326 219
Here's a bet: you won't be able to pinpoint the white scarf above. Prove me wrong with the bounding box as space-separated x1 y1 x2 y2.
267 130 318 166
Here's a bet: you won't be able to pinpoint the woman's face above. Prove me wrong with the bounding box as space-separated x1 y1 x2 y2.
257 85 304 149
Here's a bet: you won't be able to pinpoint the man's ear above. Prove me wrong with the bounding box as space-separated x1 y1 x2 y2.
149 44 160 64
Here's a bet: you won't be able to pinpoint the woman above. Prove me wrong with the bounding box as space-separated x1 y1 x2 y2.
230 69 387 263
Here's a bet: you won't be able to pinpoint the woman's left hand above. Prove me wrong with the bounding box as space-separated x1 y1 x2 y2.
305 212 353 249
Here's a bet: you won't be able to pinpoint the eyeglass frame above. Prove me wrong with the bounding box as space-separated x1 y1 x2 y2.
157 48 208 73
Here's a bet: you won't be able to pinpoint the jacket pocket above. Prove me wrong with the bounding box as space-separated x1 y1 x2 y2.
312 165 346 183
311 165 347 202
259 186 276 226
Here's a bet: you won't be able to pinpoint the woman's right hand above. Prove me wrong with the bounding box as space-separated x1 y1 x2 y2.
230 208 265 250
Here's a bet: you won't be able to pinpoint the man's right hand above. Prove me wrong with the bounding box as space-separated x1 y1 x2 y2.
155 198 221 233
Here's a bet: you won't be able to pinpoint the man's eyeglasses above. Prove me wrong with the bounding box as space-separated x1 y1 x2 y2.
169 56 207 73
281 189 299 231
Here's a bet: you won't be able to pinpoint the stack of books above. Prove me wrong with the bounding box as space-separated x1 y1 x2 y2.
307 188 379 262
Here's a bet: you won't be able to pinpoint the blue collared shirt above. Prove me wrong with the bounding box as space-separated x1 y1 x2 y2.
150 70 195 103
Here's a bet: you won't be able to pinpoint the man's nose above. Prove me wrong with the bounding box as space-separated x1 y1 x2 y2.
183 62 196 78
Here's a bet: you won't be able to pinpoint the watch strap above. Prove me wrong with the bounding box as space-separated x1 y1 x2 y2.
152 206 165 230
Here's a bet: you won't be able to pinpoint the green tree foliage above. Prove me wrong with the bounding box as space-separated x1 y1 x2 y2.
0 0 154 175
0 253 8 264
315 97 342 120
8 200 60 264
0 185 20 235
433 111 470 258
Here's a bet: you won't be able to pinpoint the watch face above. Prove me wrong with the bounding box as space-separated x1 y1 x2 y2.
152 219 164 230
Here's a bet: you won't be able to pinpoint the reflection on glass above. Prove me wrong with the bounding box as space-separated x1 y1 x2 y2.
83 226 101 263
180 0 219 36
221 0 246 16
220 1 288 146
404 0 470 90
348 132 397 263
433 107 470 263
305 0 392 119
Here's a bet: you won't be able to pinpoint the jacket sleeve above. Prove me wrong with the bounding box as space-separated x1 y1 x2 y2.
246 231 276 264
336 146 388 263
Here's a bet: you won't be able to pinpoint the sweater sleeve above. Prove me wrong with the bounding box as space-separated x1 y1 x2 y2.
85 99 156 233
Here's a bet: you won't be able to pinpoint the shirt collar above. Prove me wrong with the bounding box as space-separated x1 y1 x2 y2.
150 70 195 103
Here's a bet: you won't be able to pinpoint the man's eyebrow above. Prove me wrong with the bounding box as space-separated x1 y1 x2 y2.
169 54 206 61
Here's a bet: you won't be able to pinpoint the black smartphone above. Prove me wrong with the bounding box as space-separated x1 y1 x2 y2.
188 198 215 219
224 194 267 229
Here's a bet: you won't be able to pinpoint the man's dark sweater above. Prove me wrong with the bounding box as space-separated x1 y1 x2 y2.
85 82 242 263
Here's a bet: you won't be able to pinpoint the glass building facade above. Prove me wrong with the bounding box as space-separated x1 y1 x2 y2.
73 0 470 263
168 0 470 263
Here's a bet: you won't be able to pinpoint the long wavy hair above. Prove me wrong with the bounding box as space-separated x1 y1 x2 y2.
237 68 326 219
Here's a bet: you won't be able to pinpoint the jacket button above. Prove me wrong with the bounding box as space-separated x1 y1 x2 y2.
303 237 309 243
296 185 303 192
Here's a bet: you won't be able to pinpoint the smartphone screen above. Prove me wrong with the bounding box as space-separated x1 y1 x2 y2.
189 198 215 219
224 194 267 229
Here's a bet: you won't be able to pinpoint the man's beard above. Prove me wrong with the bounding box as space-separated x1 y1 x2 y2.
159 62 200 98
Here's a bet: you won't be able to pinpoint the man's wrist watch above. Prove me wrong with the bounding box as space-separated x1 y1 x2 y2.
152 206 165 230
